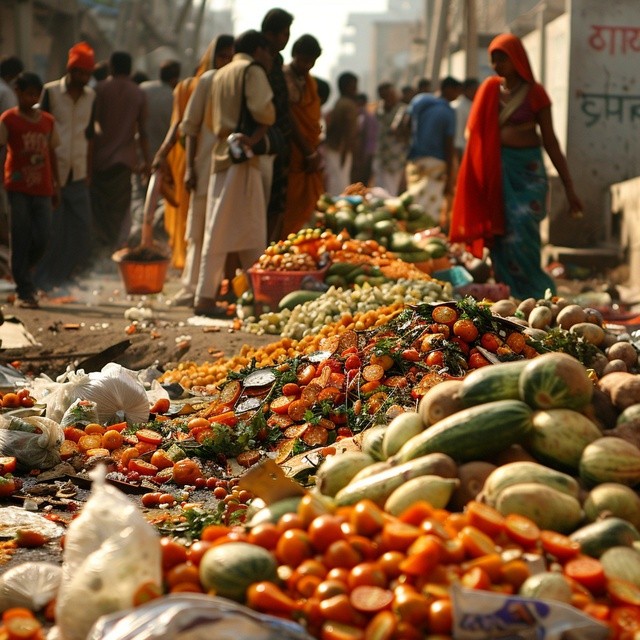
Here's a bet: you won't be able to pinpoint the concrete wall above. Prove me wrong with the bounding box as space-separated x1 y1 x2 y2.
566 0 640 247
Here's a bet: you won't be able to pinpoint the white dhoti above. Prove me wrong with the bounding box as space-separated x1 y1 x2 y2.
324 148 353 197
195 162 266 303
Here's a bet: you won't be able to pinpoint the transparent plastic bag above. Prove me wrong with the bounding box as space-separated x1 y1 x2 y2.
0 562 62 613
55 468 162 640
29 370 92 424
0 415 64 469
60 399 100 428
88 593 313 640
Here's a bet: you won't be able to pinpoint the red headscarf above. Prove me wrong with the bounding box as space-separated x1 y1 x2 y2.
67 42 95 72
449 33 546 257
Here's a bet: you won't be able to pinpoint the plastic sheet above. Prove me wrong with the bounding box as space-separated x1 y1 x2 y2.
87 593 313 640
0 562 62 613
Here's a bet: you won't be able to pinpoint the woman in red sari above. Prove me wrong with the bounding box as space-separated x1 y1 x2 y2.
449 33 582 299
281 34 324 238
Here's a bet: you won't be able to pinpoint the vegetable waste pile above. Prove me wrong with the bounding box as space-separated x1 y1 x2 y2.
2 265 640 638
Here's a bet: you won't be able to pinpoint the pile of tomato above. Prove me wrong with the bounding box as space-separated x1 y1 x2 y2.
153 497 640 640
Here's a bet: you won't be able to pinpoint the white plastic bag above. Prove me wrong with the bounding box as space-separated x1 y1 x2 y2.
85 363 150 425
31 364 150 426
88 594 313 640
0 415 64 469
29 369 92 423
0 562 62 613
55 468 162 640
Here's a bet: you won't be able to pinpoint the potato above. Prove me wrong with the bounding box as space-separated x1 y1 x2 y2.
491 299 517 317
570 322 606 346
517 297 537 317
598 371 640 410
591 352 610 378
583 307 604 326
556 304 587 329
528 305 553 329
524 327 548 340
418 379 464 426
606 341 639 368
603 359 628 375
450 461 497 511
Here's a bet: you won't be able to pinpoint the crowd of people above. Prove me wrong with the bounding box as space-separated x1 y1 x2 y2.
0 9 584 311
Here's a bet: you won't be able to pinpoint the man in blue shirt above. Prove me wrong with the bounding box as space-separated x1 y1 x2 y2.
402 76 461 229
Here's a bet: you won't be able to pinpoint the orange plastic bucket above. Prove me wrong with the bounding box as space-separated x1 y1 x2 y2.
112 249 169 295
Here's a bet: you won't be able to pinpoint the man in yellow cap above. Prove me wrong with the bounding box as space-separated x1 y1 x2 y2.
35 42 96 293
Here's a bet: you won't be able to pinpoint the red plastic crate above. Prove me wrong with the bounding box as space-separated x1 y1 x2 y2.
248 265 328 310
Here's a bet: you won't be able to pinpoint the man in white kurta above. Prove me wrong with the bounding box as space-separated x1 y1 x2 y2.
194 31 275 316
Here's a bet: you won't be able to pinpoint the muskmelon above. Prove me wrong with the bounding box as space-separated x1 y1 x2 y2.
199 542 277 601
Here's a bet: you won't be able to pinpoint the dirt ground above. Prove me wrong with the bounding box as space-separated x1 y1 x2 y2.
0 265 276 382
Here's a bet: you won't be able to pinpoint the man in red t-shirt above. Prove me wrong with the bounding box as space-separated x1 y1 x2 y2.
0 72 60 308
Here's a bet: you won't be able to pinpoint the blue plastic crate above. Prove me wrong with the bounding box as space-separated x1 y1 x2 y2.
431 266 474 288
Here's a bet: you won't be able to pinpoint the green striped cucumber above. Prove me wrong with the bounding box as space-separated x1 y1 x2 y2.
519 352 593 411
458 360 530 407
278 290 324 311
526 408 602 472
579 437 640 488
315 452 375 497
393 400 533 464
334 452 457 507
481 461 581 506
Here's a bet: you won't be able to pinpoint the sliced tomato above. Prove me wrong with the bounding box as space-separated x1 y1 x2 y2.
503 514 540 548
128 458 159 476
349 585 393 613
611 606 640 637
219 380 242 406
135 428 163 445
564 555 607 594
270 395 296 415
0 456 17 474
539 530 581 561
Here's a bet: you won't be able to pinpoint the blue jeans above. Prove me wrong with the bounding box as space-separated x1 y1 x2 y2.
35 179 92 290
7 191 52 299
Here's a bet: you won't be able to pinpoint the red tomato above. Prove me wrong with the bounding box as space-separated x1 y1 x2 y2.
0 456 17 474
128 459 159 476
160 537 188 570
149 398 171 414
0 475 18 497
135 428 163 445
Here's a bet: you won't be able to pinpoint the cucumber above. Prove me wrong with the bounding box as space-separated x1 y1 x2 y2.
495 482 583 533
382 411 425 459
579 437 640 488
570 517 640 558
278 290 324 311
481 461 581 506
458 360 530 407
334 452 457 507
600 546 640 587
384 475 459 517
315 452 374 497
393 400 533 464
583 483 640 529
526 408 602 472
326 262 357 278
